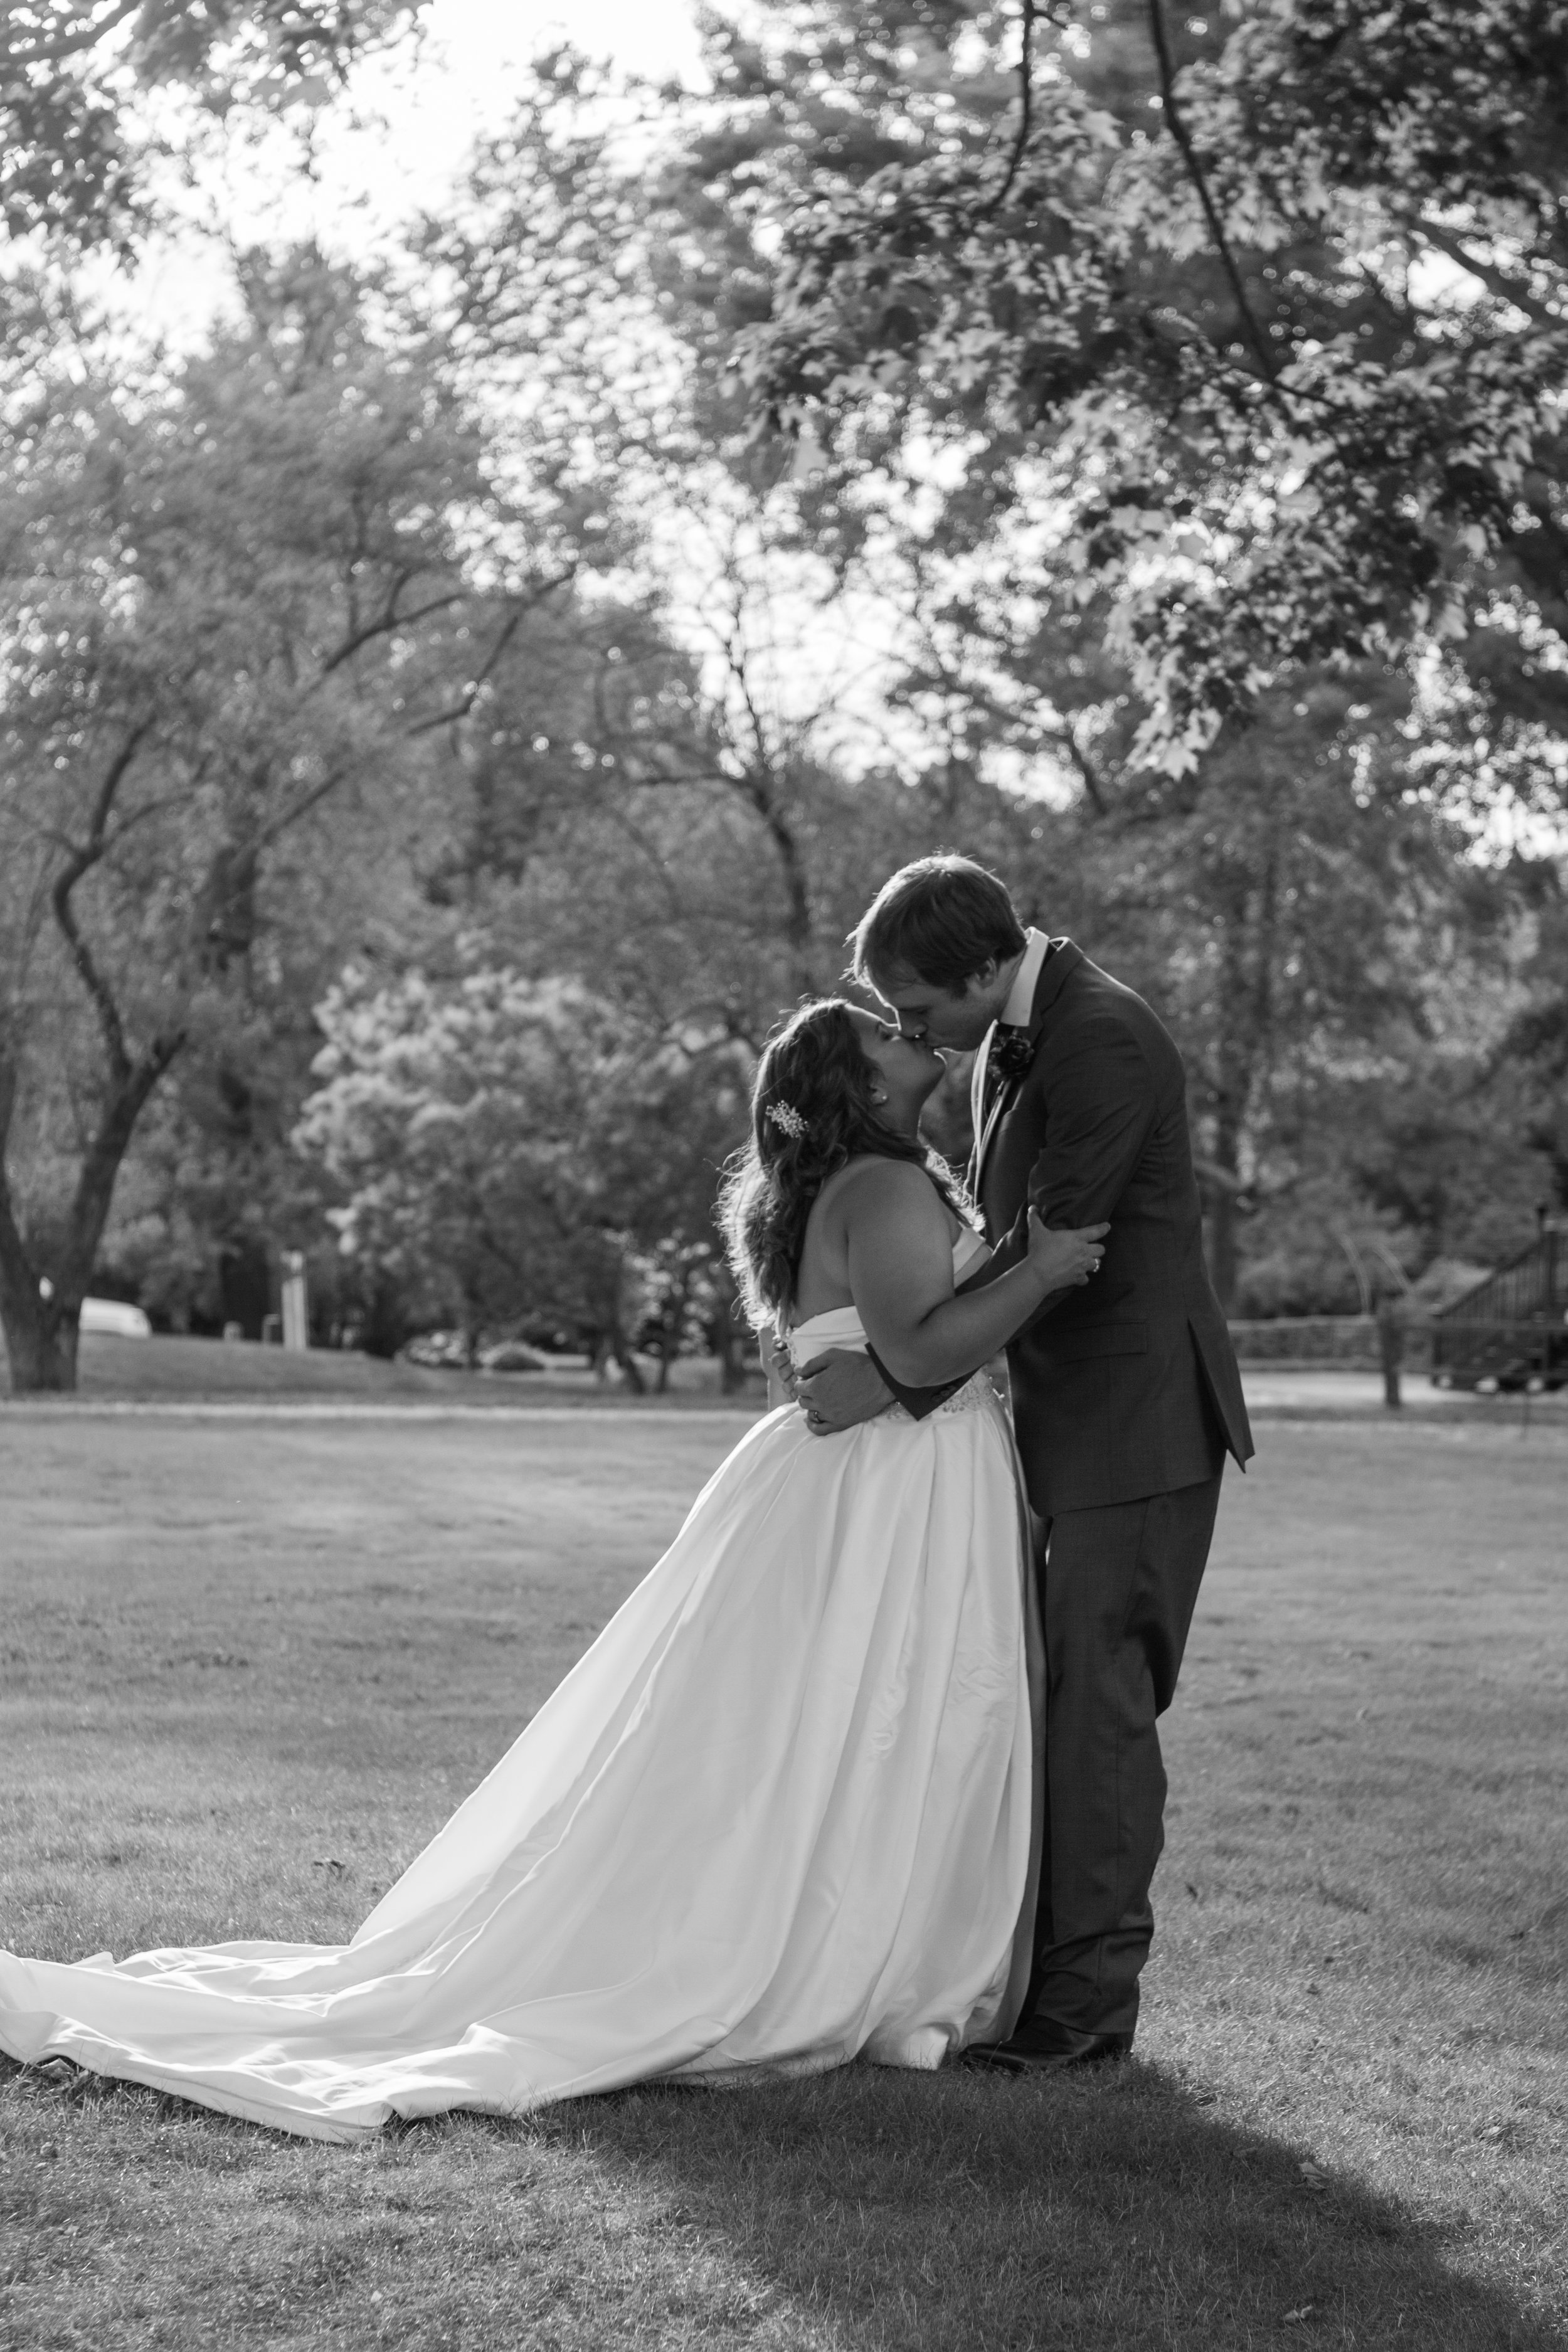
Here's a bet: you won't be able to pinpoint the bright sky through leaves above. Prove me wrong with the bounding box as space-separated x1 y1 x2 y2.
105 0 709 343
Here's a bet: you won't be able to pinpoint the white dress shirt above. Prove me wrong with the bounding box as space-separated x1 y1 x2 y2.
999 927 1051 1029
973 928 1052 1155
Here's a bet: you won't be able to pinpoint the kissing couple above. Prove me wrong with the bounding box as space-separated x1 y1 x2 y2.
0 856 1253 2141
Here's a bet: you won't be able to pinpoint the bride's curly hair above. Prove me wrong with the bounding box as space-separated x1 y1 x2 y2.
719 997 973 1329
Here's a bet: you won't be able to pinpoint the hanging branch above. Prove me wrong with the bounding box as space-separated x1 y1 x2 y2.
1147 0 1279 385
50 721 152 1086
404 568 578 738
978 0 1039 221
0 1 140 69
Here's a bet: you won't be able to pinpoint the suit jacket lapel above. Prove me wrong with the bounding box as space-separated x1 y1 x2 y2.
971 939 1081 1199
1029 937 1080 1032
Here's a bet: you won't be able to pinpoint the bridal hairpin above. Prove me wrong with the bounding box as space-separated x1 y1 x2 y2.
767 1101 808 1140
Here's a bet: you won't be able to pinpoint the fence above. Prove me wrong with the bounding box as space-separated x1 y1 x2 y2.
1225 1316 1433 1371
1226 1311 1568 1403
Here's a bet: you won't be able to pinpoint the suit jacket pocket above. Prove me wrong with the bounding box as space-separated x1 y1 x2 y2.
1043 1320 1148 1362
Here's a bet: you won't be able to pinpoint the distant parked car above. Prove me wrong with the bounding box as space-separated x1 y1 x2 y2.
80 1298 152 1338
398 1330 474 1370
479 1339 549 1374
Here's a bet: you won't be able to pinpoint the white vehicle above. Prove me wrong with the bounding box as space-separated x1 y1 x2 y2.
80 1298 152 1339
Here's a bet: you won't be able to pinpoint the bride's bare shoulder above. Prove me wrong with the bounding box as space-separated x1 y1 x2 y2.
830 1157 946 1225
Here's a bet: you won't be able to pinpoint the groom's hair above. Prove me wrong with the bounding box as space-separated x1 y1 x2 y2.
851 856 1027 992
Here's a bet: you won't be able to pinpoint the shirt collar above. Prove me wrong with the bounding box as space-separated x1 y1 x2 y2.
1000 928 1050 1029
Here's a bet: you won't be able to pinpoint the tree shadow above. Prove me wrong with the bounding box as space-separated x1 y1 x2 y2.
531 2057 1562 2351
6 2049 1559 2346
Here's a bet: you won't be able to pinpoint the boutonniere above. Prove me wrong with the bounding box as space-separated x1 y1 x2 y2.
990 1027 1034 1086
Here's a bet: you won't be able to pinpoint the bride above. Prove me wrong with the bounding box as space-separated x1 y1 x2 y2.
0 999 1106 2143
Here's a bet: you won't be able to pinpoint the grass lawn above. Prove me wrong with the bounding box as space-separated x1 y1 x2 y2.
48 1330 764 1407
1 1411 1564 2350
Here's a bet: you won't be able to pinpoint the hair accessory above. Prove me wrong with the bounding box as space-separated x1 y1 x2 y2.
766 1100 808 1141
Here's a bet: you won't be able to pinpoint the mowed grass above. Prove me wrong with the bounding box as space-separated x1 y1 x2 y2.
55 1329 761 1406
1 1411 1564 2351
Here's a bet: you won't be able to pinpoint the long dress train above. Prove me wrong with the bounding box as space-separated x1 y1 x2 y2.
0 1237 1041 2143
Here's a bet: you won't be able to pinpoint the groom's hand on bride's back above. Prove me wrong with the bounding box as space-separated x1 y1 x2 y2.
795 1349 894 1436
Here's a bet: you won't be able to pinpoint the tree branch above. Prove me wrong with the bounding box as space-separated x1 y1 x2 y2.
246 766 348 859
403 570 577 737
978 0 1037 221
1051 719 1110 815
1413 221 1562 328
1147 0 1279 384
0 1044 17 1160
0 0 140 68
61 1024 187 1295
317 578 465 681
50 721 151 1086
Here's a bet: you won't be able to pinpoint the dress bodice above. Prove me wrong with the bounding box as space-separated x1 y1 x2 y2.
787 1227 990 1367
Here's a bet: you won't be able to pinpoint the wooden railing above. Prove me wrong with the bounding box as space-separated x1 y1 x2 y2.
1226 1307 1568 1407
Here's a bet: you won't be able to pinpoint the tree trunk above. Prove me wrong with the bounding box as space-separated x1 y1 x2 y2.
0 1268 82 1394
0 1050 182 1394
0 1171 85 1393
1207 1173 1240 1316
712 1273 750 1394
1201 845 1276 1317
654 1264 696 1395
729 759 815 995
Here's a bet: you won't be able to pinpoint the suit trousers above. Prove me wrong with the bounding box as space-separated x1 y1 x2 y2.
1024 1466 1224 2040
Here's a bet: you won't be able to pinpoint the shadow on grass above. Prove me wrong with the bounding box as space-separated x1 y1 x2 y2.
534 2058 1560 2352
5 2052 1559 2349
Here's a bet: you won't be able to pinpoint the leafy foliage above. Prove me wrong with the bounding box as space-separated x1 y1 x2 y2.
0 0 426 248
0 247 588 1384
296 967 751 1377
2 20 1564 1386
715 1 1568 772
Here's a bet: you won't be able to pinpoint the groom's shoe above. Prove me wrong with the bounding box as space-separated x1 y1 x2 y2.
964 2021 1133 2075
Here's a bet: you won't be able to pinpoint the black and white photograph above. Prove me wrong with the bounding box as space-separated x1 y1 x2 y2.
1 3 1564 2345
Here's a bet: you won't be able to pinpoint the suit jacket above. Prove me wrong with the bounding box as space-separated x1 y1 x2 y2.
875 941 1253 1518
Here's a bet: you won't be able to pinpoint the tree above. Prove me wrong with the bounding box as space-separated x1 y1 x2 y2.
415 15 1568 821
679 1 1568 779
295 965 753 1382
0 248 586 1390
1 0 426 250
1087 676 1528 1307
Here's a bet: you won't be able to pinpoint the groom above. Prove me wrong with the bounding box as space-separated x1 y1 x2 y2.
798 855 1253 2070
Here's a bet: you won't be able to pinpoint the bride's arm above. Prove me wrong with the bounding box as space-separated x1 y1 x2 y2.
842 1163 1106 1389
763 1328 795 1409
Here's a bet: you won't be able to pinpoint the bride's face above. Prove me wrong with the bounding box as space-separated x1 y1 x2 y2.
847 1006 946 1127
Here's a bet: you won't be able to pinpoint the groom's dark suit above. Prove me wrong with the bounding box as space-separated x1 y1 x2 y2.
881 939 1253 2042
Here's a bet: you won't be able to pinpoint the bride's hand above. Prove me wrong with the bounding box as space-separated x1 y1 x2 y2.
1026 1210 1110 1289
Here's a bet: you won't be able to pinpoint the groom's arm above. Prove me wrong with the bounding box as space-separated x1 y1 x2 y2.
799 1342 979 1430
795 1345 923 1431
861 1347 968 1421
989 1020 1158 1328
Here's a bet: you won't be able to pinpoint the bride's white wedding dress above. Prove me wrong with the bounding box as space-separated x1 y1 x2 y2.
0 1234 1040 2144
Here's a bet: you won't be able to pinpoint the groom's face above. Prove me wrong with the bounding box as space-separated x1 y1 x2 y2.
871 963 1002 1054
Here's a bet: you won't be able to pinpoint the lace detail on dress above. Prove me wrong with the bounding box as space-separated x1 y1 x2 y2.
886 1371 999 1422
